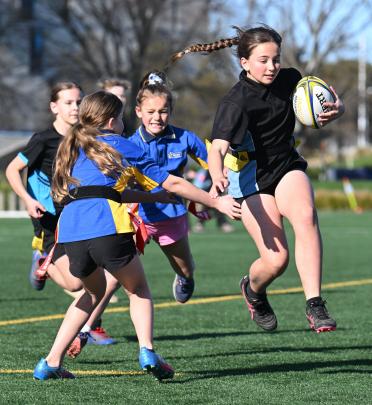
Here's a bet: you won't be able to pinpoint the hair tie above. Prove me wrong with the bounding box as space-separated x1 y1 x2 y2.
148 73 164 85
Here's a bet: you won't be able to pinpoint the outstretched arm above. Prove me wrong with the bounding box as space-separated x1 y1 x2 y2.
121 189 179 204
162 173 241 220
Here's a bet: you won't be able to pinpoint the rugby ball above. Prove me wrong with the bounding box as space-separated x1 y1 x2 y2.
292 76 336 129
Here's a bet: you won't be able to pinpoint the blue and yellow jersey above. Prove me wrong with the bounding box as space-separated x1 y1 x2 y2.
57 133 169 243
129 125 208 223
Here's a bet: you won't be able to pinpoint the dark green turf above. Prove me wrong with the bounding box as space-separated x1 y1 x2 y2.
0 213 372 404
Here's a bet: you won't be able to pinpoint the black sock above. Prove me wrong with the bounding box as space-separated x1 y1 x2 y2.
306 296 322 306
247 282 266 299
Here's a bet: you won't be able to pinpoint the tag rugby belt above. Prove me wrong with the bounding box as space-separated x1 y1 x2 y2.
205 137 297 172
60 186 210 253
61 186 122 205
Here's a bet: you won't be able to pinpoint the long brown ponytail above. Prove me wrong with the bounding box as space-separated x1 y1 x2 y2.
52 91 126 202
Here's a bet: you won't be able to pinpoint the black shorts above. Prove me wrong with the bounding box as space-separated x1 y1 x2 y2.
62 233 136 279
237 160 308 203
34 213 65 262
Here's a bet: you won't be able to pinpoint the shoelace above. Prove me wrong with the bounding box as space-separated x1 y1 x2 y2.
250 297 273 316
53 366 73 378
178 278 193 293
309 300 329 320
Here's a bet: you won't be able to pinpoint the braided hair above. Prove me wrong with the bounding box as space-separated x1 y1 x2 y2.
171 25 282 63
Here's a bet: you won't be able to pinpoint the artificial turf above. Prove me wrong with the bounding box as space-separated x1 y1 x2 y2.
0 213 371 404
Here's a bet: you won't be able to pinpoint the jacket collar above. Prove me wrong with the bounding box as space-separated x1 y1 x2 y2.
239 70 272 99
138 125 176 143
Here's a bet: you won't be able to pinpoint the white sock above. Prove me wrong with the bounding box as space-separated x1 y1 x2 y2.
80 324 91 333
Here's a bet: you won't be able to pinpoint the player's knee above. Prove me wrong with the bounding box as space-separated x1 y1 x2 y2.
265 253 289 277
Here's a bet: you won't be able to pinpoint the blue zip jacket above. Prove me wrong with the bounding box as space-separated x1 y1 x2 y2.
129 125 208 223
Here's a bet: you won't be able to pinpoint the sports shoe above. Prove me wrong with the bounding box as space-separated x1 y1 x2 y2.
138 347 174 381
240 276 277 331
29 250 48 291
87 327 116 345
173 275 195 304
220 223 234 233
33 358 75 380
306 297 337 333
192 222 204 233
67 332 90 358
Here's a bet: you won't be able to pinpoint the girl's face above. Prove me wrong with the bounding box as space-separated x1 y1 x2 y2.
240 41 281 86
107 85 127 107
135 94 170 137
50 88 82 127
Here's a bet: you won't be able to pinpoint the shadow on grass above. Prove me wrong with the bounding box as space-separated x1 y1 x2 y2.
0 297 50 302
122 327 348 343
168 343 372 359
170 358 372 383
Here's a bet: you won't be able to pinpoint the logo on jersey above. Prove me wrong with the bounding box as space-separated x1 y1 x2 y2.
168 151 183 159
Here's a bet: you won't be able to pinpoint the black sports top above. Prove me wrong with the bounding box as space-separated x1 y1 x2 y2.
211 68 307 196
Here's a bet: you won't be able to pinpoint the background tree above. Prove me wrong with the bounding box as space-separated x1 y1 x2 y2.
0 0 370 158
241 0 372 154
36 0 229 133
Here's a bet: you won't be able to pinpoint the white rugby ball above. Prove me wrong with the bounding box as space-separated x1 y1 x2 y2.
292 76 336 129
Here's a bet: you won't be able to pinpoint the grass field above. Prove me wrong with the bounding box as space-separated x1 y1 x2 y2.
0 213 372 404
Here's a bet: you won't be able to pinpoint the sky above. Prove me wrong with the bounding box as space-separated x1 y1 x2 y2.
230 0 372 63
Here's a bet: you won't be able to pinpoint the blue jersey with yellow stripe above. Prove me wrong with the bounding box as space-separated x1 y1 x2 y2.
129 125 208 223
57 133 169 243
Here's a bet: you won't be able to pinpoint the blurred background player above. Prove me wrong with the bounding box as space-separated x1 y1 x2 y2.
97 78 130 109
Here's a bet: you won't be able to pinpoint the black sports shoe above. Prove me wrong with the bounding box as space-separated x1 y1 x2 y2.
240 276 277 331
306 297 336 333
173 275 195 304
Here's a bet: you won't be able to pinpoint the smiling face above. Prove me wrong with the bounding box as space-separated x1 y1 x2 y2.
135 93 171 137
240 41 281 86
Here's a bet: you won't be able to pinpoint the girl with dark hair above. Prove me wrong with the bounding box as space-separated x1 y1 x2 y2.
172 25 344 333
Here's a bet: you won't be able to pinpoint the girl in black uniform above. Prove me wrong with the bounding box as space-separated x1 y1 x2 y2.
172 25 344 333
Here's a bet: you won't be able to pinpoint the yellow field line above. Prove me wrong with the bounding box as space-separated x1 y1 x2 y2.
0 369 140 375
1 278 371 378
0 368 179 376
1 278 372 328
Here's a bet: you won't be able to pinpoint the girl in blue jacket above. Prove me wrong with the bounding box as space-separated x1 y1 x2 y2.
130 71 212 304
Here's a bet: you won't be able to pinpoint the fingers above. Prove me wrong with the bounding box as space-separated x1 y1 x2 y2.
210 177 229 197
28 201 45 218
209 183 224 198
317 87 345 126
217 195 241 219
